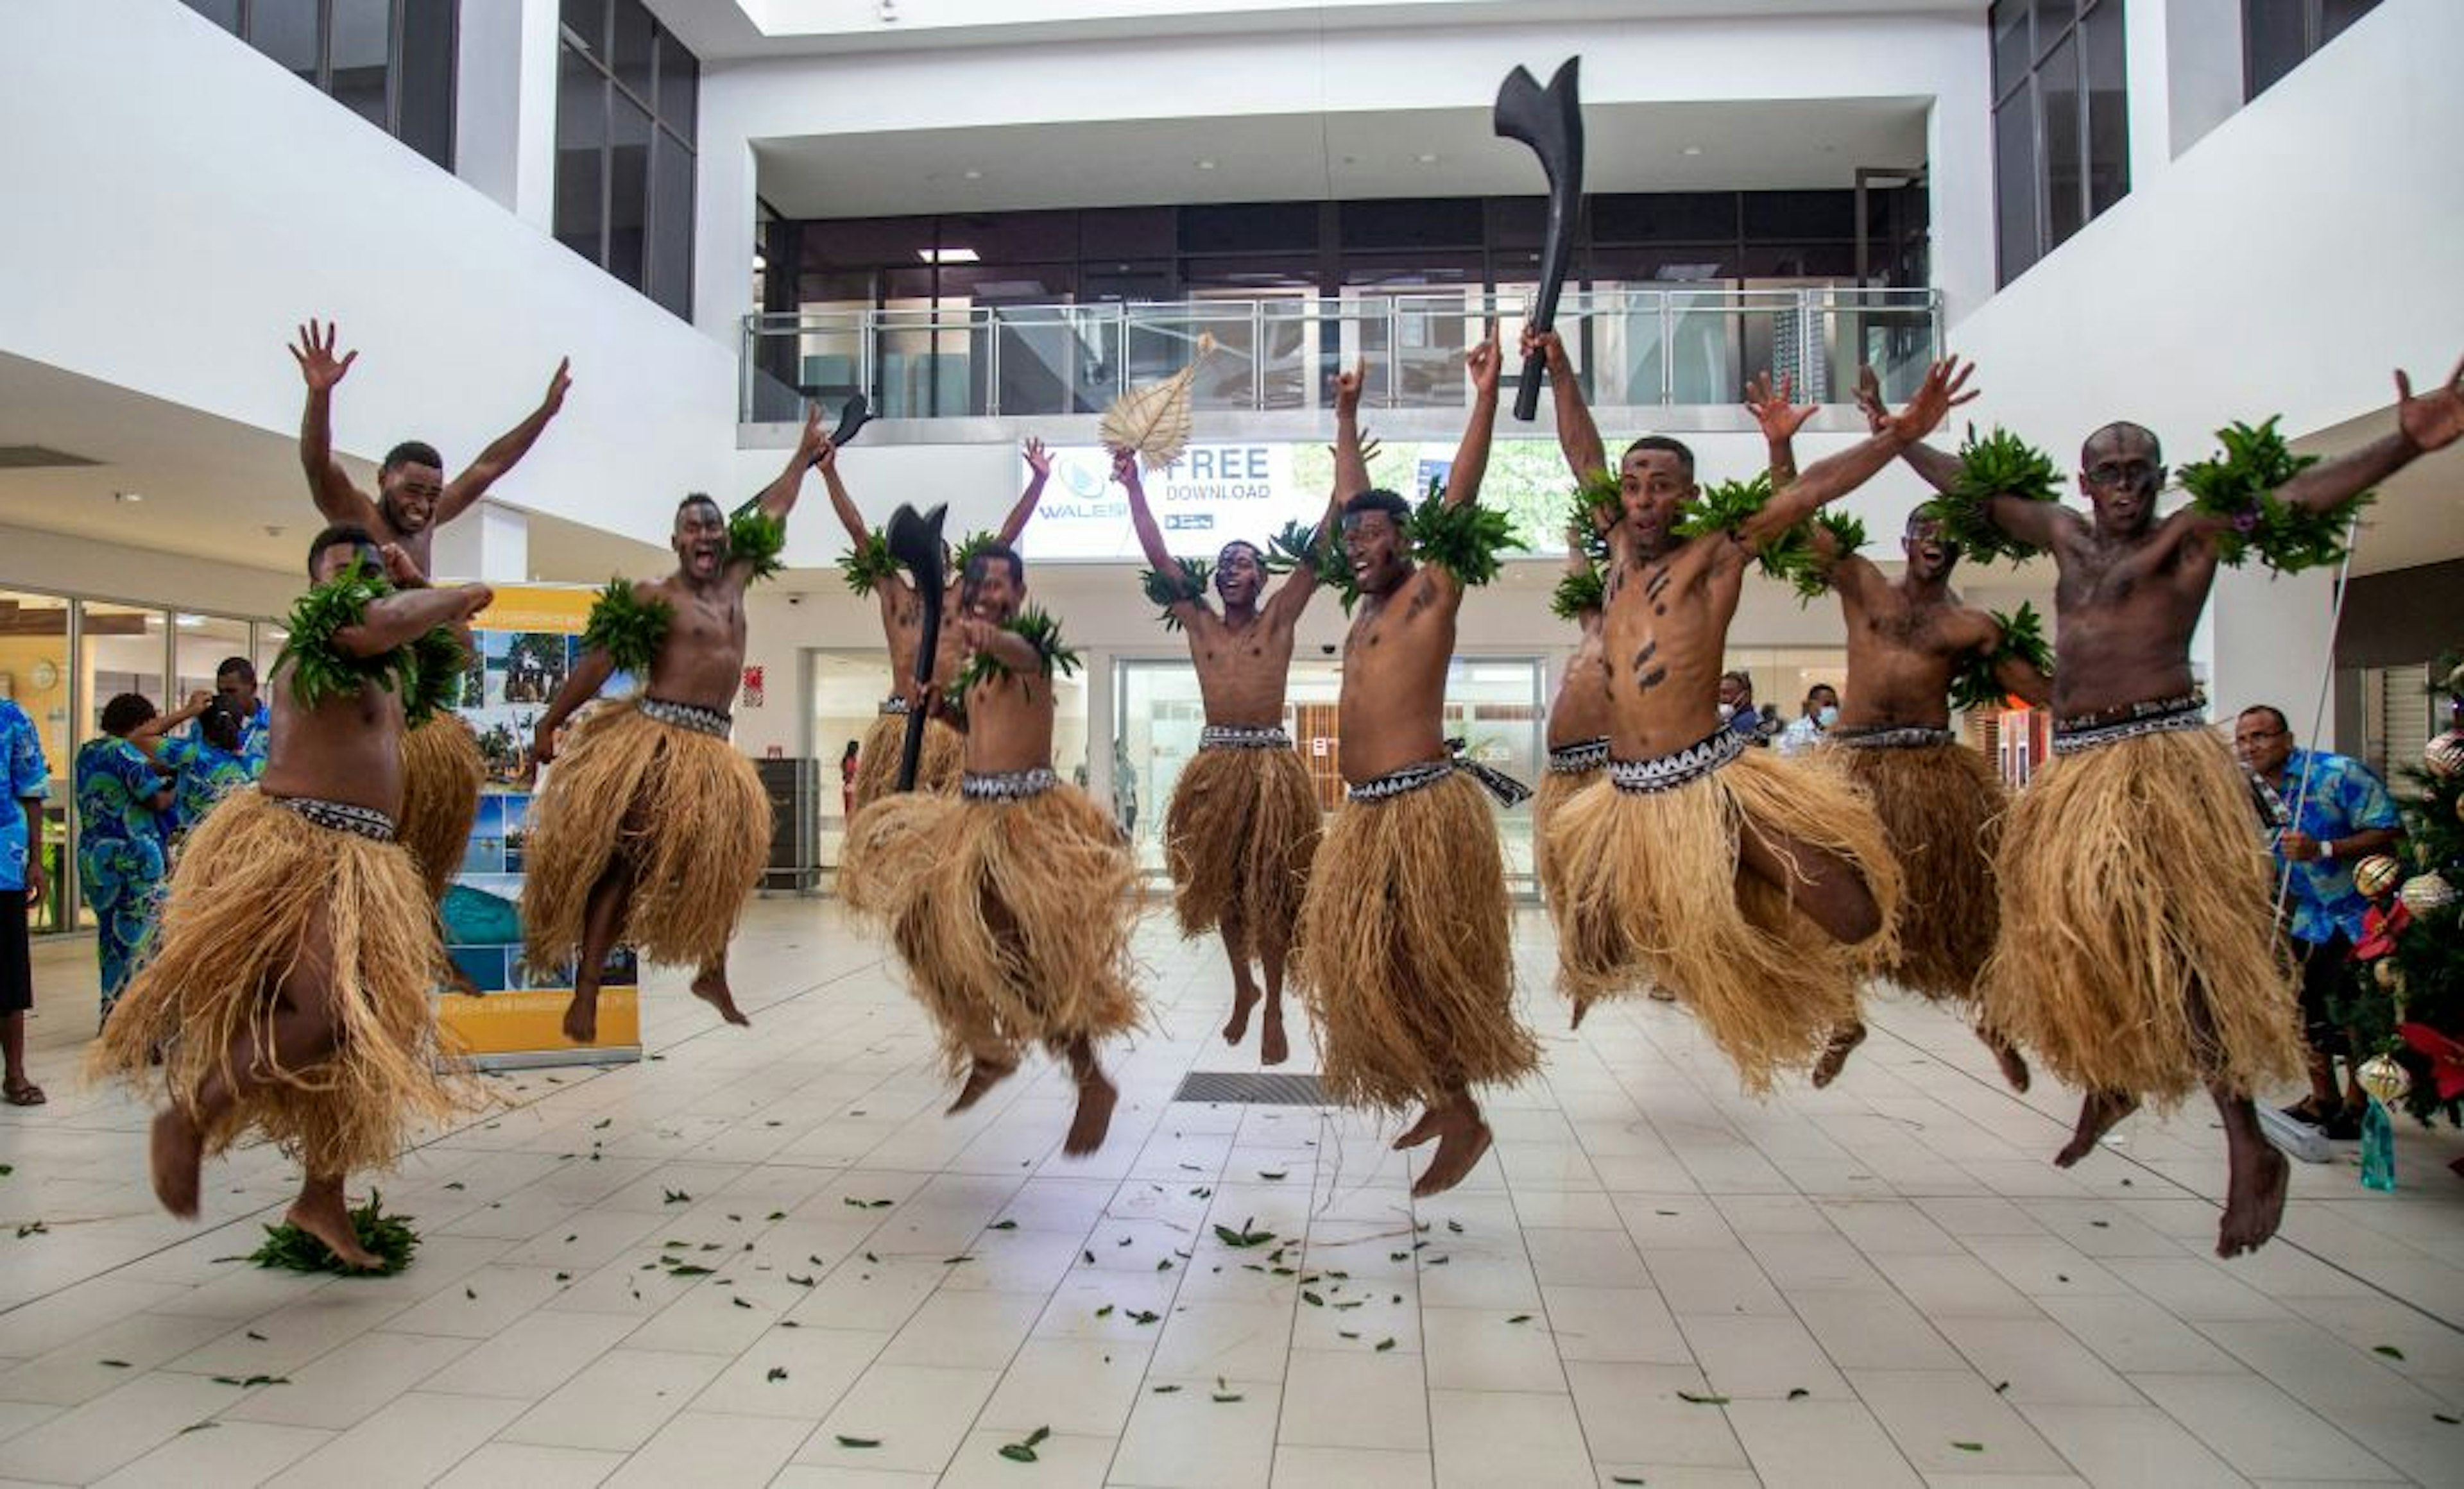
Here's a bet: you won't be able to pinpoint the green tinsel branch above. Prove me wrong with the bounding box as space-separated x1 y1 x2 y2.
581 578 674 677
1948 600 2053 714
1933 425 2060 566
957 605 1081 693
2177 415 2373 574
1141 557 1213 631
727 509 789 583
839 526 899 597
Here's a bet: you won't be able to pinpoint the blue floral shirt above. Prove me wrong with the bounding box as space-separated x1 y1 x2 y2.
2267 747 2402 946
0 701 50 894
196 701 271 772
157 734 260 837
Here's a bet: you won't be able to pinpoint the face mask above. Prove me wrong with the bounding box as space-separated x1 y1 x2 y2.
1717 703 1736 722
1817 706 1839 727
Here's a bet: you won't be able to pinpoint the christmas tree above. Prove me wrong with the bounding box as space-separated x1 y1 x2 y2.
2341 649 2464 1125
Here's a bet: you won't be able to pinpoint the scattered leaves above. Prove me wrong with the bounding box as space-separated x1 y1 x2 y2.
1951 1442 1984 1453
1675 1391 1731 1406
997 1425 1052 1463
2374 1345 2406 1361
663 1189 691 1205
835 1435 880 1449
767 1367 788 1382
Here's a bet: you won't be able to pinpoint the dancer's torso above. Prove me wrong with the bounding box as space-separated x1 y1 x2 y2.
260 659 407 819
640 573 749 713
1184 602 1301 730
1835 560 1995 733
964 668 1056 777
1337 565 1459 784
1601 532 1745 759
2046 512 2214 718
1547 619 1613 749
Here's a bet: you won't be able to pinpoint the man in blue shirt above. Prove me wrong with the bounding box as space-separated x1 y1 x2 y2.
2234 705 2405 1136
212 657 273 770
1 696 51 1105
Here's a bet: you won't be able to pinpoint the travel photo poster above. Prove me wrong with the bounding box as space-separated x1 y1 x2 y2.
434 583 642 1068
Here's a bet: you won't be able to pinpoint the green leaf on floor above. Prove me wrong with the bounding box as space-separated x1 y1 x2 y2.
1786 1388 1810 1400
1096 1305 1115 1317
2433 1413 2459 1425
178 1422 217 1434
1213 1220 1276 1248
1994 1381 2010 1393
1157 1259 1174 1272
1675 1391 1729 1405
732 1297 753 1309
943 1255 974 1266
592 1118 612 1129
1374 1338 1396 1352
1613 1478 1646 1485
1152 1384 1181 1394
1258 1171 1287 1180
663 1189 691 1204
17 1220 49 1238
245 1331 267 1341
787 1273 816 1287
1508 1315 1532 1325
835 1435 880 1449
766 1211 787 1221
767 1367 788 1382
99 1360 130 1368
211 1375 289 1387
1951 1442 1983 1452
243 1193 418 1277
989 1220 1018 1230
1446 1220 1464 1234
1302 1291 1324 1307
845 1198 893 1209
1212 1393 1244 1403
1128 1309 1161 1325
666 1264 714 1277
2375 1345 2406 1360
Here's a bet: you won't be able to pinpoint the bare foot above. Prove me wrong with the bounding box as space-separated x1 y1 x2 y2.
1412 1118 1493 1198
1063 1068 1118 1156
690 967 752 1028
150 1109 204 1219
1222 983 1261 1046
1392 1106 1444 1151
286 1189 382 1271
1810 1021 1867 1089
1260 1008 1288 1068
2055 1091 2138 1168
561 990 599 1044
1570 995 1591 1031
1979 1026 2031 1093
2217 1143 2290 1257
947 1059 1015 1115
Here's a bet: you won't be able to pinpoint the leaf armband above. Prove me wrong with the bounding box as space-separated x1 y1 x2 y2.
581 578 675 677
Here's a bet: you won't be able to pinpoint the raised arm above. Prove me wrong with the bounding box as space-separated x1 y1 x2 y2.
437 357 572 524
290 319 380 527
334 563 493 659
995 438 1054 547
533 645 619 768
1113 448 1207 627
1855 365 1966 494
751 403 826 523
1522 326 1605 481
1333 357 1373 498
2272 353 2464 515
1442 328 1505 510
1744 358 1974 546
128 692 214 761
959 615 1042 677
1745 371 1817 489
819 431 872 549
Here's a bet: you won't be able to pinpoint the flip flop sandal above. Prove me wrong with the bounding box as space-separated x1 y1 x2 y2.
4 1079 46 1107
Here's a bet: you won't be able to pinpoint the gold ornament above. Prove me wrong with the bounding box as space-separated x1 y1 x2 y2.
2427 731 2464 779
2373 959 2406 992
2356 1053 2411 1104
2398 871 2457 917
2352 853 2403 899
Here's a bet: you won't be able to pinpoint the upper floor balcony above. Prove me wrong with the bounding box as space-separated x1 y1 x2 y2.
739 287 1941 443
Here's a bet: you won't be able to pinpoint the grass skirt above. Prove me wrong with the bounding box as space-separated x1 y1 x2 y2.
523 701 769 974
400 715 485 905
89 789 471 1175
1835 742 2005 1004
1163 746 1320 961
1532 765 1603 907
1544 750 1900 1091
1981 728 2302 1103
853 711 963 812
1291 772 1538 1110
843 785 1142 1077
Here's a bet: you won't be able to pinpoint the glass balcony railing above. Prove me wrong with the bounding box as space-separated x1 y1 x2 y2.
740 286 1942 426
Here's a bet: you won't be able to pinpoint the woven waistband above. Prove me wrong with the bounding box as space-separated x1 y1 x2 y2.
1547 737 1611 774
1200 724 1292 751
273 795 397 842
963 767 1061 801
1609 726 1748 795
2053 692 2208 755
879 695 911 717
640 697 733 738
1347 740 1533 808
1830 725 1958 751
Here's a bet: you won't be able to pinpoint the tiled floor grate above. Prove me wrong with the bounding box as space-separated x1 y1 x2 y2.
1170 1071 1330 1105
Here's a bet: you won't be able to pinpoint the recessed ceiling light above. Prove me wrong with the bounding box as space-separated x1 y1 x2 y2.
918 247 980 264
175 616 203 629
1682 145 1704 157
963 167 983 180
114 490 142 503
1416 153 1439 164
1196 158 1217 170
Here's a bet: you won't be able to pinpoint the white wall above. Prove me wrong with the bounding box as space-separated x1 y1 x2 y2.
0 524 297 620
0 0 737 547
693 10 1996 341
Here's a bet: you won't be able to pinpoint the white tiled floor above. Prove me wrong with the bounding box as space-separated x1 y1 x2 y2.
4 898 2461 1488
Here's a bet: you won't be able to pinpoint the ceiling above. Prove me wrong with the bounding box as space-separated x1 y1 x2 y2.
754 96 1932 219
2291 406 2464 579
0 351 667 585
651 1 1983 63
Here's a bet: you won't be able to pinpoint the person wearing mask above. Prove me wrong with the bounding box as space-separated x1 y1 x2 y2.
76 694 184 1025
1716 670 1774 745
1777 684 1840 756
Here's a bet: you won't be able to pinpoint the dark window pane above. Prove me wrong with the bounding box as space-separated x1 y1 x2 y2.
938 210 1076 263
1338 198 1483 251
802 217 937 271
1340 251 1483 288
561 0 606 56
1584 245 1734 284
2244 0 2307 98
1990 0 2032 98
554 46 606 263
330 0 395 131
1079 208 1174 259
656 34 697 142
1741 191 1856 241
1485 196 1548 248
1182 254 1318 293
794 269 875 310
612 0 654 105
651 128 694 318
1179 202 1317 253
398 0 457 169
2321 0 2381 45
2031 0 2072 59
2083 0 2130 217
252 0 323 83
935 262 1074 305
607 91 653 289
1993 94 2039 283
1740 242 1856 278
183 0 242 35
2040 32 2084 249
1589 192 1736 244
1081 260 1176 302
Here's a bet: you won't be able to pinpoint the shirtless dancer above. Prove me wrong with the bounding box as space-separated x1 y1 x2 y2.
1536 329 1970 1087
843 545 1141 1153
525 409 827 1043
1121 371 1349 1064
1753 368 2051 1089
291 319 569 907
99 530 489 1266
830 440 1051 810
1537 518 1614 1023
1290 331 1540 1197
1899 352 2464 1256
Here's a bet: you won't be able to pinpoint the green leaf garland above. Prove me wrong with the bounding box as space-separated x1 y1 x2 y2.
1407 477 1523 591
956 606 1082 695
1948 601 2053 715
2177 415 2373 574
839 526 899 597
727 509 789 584
276 559 419 717
1764 509 1870 604
581 578 674 677
1140 558 1213 631
1932 426 2061 566
405 625 470 727
1550 563 1605 622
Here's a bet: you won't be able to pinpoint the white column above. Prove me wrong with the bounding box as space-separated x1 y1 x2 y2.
454 0 562 232
1084 649 1116 805
429 502 533 585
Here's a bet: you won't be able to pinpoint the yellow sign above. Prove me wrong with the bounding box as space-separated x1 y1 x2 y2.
439 987 639 1066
